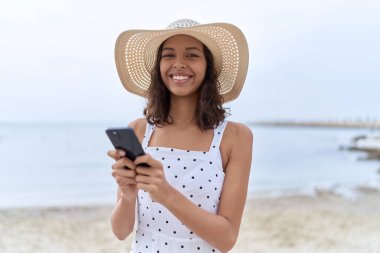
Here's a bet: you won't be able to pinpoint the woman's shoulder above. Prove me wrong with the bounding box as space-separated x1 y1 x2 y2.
220 121 253 169
222 121 254 151
224 121 254 142
128 118 148 141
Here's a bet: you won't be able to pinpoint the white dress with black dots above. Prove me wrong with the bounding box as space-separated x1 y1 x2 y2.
129 121 228 253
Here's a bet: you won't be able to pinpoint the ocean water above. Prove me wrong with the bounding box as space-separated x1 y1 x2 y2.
250 126 380 197
0 123 379 208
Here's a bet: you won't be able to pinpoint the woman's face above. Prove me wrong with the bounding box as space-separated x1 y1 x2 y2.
160 34 207 99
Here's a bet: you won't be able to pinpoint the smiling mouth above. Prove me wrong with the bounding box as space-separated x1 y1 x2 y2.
171 75 191 80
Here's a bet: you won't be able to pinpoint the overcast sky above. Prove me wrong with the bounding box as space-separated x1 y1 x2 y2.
1 0 379 124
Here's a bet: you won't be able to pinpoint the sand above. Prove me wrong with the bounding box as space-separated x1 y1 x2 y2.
232 189 380 253
1 190 380 253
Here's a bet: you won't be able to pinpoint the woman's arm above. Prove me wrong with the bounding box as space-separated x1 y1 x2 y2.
110 185 137 240
135 122 253 252
109 118 147 240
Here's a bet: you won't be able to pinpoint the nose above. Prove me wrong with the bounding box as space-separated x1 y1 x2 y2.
173 58 186 69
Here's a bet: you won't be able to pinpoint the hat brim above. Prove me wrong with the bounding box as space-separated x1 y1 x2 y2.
115 23 249 103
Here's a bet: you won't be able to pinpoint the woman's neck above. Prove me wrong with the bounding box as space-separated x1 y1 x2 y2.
169 95 198 128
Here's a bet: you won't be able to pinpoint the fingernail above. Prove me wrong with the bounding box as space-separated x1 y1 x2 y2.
118 150 126 157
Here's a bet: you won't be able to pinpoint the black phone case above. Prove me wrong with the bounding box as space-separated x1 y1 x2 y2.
106 127 149 167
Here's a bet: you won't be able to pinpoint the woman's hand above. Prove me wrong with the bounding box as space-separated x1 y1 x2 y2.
134 154 174 204
108 149 138 201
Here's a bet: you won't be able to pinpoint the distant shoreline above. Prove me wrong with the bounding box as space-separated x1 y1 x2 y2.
1 120 379 130
249 120 380 129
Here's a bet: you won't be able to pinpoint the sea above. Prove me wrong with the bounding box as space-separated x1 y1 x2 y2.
0 122 379 208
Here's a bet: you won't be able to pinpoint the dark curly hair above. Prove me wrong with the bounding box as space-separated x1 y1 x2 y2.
143 40 228 130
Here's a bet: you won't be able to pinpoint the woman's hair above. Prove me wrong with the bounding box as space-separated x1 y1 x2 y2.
143 41 227 130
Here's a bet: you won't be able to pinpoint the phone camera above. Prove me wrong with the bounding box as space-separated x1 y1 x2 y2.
112 130 121 140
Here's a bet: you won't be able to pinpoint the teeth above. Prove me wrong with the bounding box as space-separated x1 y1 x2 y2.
172 75 189 80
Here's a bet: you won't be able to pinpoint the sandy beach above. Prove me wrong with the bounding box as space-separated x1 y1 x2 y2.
1 189 379 253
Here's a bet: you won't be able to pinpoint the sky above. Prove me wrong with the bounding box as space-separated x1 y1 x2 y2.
0 0 379 124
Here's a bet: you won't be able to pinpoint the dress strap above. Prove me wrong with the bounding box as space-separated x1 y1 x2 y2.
142 123 155 149
209 120 228 154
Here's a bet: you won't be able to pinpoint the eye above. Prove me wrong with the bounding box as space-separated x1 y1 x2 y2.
188 53 199 58
162 54 174 58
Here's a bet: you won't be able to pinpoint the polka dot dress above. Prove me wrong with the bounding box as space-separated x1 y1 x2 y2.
129 121 228 253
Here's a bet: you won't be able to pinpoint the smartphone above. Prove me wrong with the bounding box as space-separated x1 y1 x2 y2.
106 127 149 167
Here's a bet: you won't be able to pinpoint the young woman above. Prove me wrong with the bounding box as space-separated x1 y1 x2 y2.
108 19 253 253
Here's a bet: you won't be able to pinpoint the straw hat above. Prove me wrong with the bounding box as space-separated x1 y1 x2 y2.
115 19 249 103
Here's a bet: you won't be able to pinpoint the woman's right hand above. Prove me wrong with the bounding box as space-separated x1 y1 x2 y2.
108 149 138 201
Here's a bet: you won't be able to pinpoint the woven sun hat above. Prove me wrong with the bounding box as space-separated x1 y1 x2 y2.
115 19 249 103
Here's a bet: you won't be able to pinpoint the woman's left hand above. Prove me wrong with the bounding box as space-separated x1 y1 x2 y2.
134 154 174 204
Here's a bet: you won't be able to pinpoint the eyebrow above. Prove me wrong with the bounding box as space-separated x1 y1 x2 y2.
162 47 202 52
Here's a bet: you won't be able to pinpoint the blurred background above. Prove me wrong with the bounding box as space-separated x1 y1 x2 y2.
0 0 379 207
